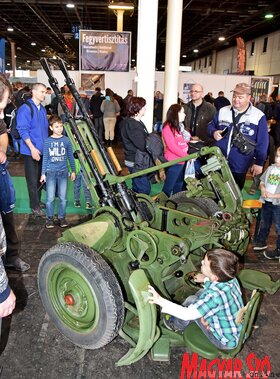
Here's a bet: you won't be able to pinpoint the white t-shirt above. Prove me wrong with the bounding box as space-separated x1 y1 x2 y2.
265 166 280 199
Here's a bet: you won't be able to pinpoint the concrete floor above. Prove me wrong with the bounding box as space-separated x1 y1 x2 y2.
0 153 280 378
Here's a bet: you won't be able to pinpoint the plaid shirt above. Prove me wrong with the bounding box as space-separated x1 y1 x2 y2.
194 278 243 348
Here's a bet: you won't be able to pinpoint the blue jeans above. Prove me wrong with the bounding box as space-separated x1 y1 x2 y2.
256 201 280 249
93 117 104 143
74 172 92 203
162 164 185 197
128 167 151 195
46 170 68 219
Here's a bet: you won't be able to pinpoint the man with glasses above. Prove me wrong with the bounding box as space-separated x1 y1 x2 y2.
184 83 216 145
208 83 268 190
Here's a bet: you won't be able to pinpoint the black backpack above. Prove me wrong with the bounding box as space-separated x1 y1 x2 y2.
145 132 167 164
10 102 34 140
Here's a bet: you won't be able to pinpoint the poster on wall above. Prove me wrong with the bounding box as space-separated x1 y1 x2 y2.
80 30 131 72
182 82 194 103
81 73 105 92
251 77 271 102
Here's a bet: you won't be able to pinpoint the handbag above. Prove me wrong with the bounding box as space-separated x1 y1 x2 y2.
231 108 256 155
188 140 206 154
0 162 16 214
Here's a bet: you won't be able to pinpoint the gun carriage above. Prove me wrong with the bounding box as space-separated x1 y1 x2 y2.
38 58 279 365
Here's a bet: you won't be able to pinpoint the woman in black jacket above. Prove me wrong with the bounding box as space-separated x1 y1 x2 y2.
120 97 151 194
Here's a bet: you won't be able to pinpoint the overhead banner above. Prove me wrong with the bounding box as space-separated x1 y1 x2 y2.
80 30 131 72
236 37 246 74
0 38 5 74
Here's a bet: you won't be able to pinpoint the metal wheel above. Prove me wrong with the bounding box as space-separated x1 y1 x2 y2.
170 192 220 217
38 242 124 349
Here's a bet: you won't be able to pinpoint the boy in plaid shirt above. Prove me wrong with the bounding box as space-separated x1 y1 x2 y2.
148 248 243 349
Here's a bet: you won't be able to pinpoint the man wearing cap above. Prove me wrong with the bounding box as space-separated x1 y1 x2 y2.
208 82 269 189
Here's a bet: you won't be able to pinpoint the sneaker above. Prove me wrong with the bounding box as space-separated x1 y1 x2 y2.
248 188 256 195
58 218 68 228
39 201 46 209
45 218 55 229
253 242 267 251
74 200 81 208
85 202 93 210
4 258 30 272
263 249 280 260
31 207 45 217
162 314 183 333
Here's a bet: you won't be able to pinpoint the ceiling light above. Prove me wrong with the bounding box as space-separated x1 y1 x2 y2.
66 3 75 8
265 13 274 19
41 49 46 52
182 54 187 58
7 63 10 66
218 37 225 41
108 2 134 10
31 42 36 46
18 66 21 69
7 27 14 32
193 49 199 53
26 60 30 63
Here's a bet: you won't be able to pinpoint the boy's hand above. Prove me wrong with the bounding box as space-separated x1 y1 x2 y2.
70 172 76 181
148 285 164 306
194 273 206 283
40 175 46 183
200 317 210 330
0 290 16 318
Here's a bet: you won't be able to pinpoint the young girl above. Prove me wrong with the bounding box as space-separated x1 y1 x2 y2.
162 104 190 197
40 116 76 229
253 147 280 259
148 248 244 349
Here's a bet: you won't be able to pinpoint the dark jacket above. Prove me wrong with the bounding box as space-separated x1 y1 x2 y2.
184 100 216 145
214 96 231 111
120 117 149 163
90 92 105 118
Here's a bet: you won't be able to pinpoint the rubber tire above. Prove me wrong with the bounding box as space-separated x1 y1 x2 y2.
170 192 220 217
38 242 124 349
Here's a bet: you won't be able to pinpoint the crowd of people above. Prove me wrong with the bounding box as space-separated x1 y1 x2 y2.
1 75 280 348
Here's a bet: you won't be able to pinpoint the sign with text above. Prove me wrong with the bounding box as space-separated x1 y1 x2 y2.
80 30 131 72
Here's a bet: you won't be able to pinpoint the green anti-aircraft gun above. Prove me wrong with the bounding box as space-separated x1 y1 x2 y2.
38 58 280 365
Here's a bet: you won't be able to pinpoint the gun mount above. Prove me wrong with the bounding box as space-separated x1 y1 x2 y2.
37 58 279 366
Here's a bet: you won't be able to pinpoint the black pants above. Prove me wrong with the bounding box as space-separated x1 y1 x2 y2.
93 117 104 143
232 172 246 190
22 154 42 210
1 211 19 264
